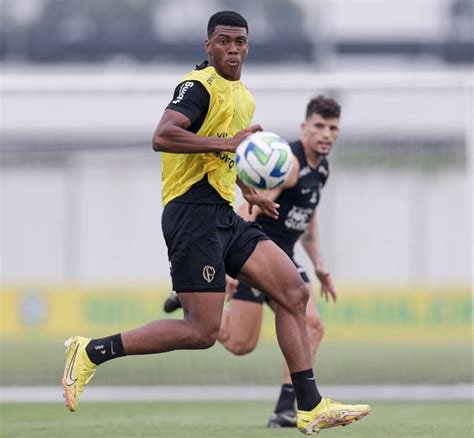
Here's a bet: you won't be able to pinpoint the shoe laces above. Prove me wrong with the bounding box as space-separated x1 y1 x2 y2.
320 396 344 418
326 396 342 405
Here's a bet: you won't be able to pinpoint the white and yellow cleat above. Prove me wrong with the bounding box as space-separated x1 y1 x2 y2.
62 336 96 412
297 397 371 434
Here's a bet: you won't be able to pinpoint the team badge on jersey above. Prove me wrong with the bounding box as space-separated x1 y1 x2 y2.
202 266 216 283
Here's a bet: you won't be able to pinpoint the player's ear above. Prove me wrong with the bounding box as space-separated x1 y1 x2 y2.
204 39 211 55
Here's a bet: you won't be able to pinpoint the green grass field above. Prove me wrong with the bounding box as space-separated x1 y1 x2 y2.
1 340 471 386
1 401 472 437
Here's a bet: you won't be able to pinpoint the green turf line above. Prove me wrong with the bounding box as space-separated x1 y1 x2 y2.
1 401 473 437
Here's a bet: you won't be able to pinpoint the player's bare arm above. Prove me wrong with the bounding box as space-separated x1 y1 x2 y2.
300 210 337 302
237 153 301 220
225 275 239 300
237 186 282 221
152 109 262 153
236 178 280 219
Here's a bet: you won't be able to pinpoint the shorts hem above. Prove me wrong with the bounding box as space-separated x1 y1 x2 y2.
227 235 270 278
175 286 226 293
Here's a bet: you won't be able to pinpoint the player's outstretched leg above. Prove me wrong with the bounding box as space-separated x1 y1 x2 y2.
62 292 224 412
236 240 371 434
297 397 371 434
163 290 182 313
62 336 97 412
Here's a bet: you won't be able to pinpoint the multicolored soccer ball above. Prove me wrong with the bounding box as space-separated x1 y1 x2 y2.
235 131 293 189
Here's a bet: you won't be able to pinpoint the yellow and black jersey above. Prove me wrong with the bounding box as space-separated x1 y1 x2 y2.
161 61 256 207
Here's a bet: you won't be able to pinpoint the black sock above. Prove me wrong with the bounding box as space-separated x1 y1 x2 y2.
274 384 296 413
290 369 322 411
85 333 126 366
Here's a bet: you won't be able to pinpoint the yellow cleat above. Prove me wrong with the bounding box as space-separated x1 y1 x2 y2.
297 397 371 434
62 336 96 412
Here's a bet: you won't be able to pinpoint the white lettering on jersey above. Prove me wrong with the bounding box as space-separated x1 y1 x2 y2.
284 206 313 231
172 81 194 104
299 166 311 177
318 165 328 177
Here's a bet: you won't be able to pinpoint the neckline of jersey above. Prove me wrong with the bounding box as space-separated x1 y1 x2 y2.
196 60 243 84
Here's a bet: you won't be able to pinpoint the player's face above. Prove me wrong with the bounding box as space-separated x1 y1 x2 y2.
301 113 340 156
205 25 249 81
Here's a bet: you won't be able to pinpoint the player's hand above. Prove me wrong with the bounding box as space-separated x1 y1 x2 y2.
316 267 337 302
243 188 279 220
227 124 263 152
225 275 239 301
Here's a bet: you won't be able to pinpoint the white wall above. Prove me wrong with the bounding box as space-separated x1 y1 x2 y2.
2 68 471 140
1 155 470 286
1 69 471 286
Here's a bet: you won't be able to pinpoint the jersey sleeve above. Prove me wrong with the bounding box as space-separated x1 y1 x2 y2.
166 80 210 125
319 158 330 187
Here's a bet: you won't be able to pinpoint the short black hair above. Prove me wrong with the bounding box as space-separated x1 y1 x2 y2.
306 95 341 119
207 11 248 37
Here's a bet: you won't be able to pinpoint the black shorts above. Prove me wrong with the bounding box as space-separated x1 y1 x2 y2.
162 201 269 292
233 259 310 304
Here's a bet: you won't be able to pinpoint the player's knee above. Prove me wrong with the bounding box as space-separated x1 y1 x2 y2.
218 327 229 343
225 339 256 356
283 281 309 313
307 315 325 341
190 327 219 349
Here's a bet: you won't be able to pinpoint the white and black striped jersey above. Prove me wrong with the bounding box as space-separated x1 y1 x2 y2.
256 140 329 257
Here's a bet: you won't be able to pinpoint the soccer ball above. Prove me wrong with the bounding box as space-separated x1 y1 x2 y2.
235 131 293 189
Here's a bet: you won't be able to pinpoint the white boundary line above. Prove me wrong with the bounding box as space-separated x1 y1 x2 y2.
0 384 472 403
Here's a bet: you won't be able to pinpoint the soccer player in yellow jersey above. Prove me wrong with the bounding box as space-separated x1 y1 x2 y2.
61 11 370 434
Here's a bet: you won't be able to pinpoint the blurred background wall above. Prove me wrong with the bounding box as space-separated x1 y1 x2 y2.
1 0 471 285
1 0 473 65
0 0 472 387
